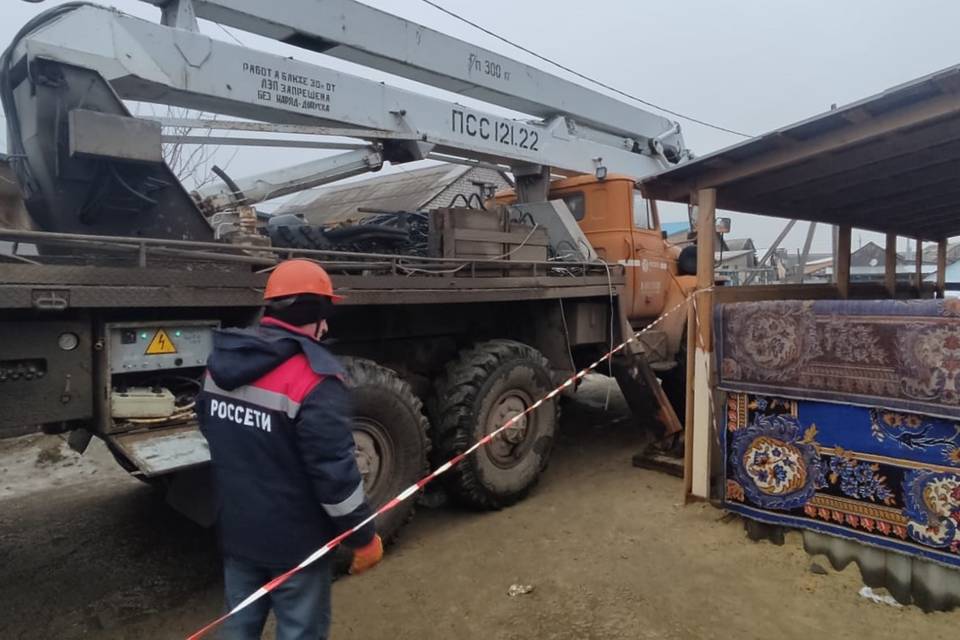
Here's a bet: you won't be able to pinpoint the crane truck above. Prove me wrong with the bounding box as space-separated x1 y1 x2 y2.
0 0 698 540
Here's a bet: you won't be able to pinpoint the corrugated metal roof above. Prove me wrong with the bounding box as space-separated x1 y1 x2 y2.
277 163 470 224
640 64 960 241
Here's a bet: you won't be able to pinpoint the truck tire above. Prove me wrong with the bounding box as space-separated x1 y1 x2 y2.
433 340 557 509
267 224 331 251
342 357 430 544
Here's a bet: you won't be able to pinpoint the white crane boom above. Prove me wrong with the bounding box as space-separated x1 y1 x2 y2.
10 3 686 179
140 0 684 154
194 147 385 212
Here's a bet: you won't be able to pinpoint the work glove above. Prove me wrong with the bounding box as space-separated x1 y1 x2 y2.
349 533 384 575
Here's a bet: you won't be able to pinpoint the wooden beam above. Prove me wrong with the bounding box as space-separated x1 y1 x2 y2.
742 132 960 202
650 92 960 201
683 304 696 499
698 195 949 242
837 225 852 298
714 283 841 304
937 239 948 297
821 158 960 209
901 205 960 233
838 183 960 220
885 232 898 297
915 239 924 289
690 188 716 501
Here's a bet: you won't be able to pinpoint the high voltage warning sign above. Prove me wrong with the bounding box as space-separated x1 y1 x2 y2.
145 329 177 355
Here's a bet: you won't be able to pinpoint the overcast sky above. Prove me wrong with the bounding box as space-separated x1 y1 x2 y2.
3 0 959 252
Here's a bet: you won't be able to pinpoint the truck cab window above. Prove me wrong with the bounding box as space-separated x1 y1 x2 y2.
560 193 585 221
632 193 654 230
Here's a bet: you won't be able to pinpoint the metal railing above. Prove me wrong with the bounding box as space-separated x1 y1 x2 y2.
0 228 622 281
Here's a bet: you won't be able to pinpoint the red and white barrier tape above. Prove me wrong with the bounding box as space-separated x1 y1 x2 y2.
187 288 710 639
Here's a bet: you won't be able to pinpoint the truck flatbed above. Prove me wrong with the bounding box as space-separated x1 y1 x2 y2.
0 228 623 310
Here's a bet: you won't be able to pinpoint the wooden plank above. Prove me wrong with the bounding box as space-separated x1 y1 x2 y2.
615 306 683 439
698 195 950 242
715 283 840 304
453 228 549 245
837 225 852 298
691 188 716 500
885 232 898 297
442 210 455 259
503 245 548 263
841 182 960 219
683 304 696 499
916 239 924 288
448 209 503 231
637 357 682 438
739 129 960 202
454 242 509 258
714 282 901 304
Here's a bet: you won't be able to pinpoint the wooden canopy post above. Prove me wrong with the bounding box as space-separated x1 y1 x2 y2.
688 187 716 500
885 232 898 297
837 225 852 298
937 239 948 298
683 191 699 498
915 239 924 290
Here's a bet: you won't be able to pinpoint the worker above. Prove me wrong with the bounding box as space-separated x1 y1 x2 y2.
198 259 383 639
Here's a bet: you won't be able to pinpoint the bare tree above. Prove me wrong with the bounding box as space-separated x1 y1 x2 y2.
134 103 237 191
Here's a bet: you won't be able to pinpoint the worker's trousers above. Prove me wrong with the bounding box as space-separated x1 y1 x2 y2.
220 555 332 640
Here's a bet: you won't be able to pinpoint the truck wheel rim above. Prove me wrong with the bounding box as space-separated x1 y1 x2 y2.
353 419 392 496
485 390 534 468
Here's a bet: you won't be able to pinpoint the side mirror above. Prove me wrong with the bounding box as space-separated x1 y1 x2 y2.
716 217 732 234
661 230 668 240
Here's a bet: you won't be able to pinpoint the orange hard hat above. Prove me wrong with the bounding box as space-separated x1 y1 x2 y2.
264 259 344 302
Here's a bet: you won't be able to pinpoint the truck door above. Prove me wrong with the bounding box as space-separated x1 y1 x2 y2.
630 192 669 318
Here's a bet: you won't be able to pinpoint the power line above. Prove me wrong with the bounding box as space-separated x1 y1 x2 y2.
419 0 752 138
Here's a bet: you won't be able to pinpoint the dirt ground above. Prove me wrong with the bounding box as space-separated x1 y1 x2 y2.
1 377 957 640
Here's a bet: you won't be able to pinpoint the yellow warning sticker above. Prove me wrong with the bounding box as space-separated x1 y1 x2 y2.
145 329 177 355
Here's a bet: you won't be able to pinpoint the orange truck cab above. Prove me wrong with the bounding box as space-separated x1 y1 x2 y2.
496 174 696 365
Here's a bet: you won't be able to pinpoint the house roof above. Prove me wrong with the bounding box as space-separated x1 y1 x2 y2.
927 260 960 282
640 64 960 241
715 249 755 264
277 163 475 224
921 241 960 262
724 238 755 252
849 241 907 267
